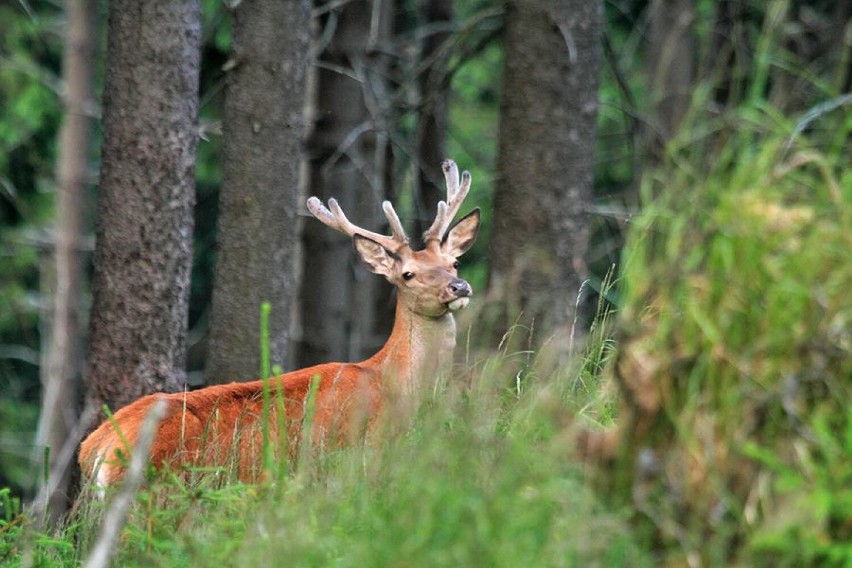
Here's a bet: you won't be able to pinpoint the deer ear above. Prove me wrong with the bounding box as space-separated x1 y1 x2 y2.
442 208 480 257
353 235 396 278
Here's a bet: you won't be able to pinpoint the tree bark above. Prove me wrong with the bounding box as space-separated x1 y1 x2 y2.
487 0 602 342
413 0 453 244
298 0 394 367
206 0 310 384
84 0 200 423
33 0 96 525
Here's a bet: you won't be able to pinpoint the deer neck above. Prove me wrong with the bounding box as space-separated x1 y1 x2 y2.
370 300 457 395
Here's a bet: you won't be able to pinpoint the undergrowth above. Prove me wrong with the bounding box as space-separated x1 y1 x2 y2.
605 91 850 565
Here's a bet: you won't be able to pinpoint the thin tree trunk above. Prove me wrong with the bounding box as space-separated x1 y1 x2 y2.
298 0 394 367
487 0 602 343
84 0 201 425
33 0 96 525
206 0 310 384
413 0 453 244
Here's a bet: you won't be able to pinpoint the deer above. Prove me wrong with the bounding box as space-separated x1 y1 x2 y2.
78 159 480 490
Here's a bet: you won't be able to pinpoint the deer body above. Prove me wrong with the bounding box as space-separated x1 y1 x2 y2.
79 160 479 487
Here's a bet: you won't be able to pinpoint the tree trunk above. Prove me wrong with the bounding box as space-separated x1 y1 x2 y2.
206 0 310 384
298 0 394 367
84 0 201 425
413 0 453 244
487 0 602 343
33 0 96 524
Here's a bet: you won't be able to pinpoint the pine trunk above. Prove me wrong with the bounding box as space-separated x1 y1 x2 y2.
84 0 201 422
487 0 602 341
206 0 310 384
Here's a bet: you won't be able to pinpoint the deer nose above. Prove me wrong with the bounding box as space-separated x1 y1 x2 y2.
448 278 471 297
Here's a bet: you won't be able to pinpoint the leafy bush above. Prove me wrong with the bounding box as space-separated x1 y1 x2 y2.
607 100 850 564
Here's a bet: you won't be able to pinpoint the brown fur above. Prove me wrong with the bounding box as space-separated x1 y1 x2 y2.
78 361 382 485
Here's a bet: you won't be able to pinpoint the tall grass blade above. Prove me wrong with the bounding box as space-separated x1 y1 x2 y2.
260 301 273 479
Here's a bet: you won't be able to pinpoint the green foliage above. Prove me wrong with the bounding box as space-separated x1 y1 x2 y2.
613 94 850 563
743 407 852 566
103 481 259 567
0 487 25 564
0 399 38 493
1 485 78 567
0 2 64 496
0 3 62 228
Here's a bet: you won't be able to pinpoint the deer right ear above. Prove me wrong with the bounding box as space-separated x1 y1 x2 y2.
353 235 396 279
442 208 480 257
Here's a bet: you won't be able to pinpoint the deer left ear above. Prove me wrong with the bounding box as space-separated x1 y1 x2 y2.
442 208 480 257
353 234 397 279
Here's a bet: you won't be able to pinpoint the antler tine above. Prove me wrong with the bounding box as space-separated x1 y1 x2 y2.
382 201 408 244
307 196 407 253
444 159 460 195
423 159 472 242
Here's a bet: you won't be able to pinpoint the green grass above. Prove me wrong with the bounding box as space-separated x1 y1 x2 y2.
218 386 644 568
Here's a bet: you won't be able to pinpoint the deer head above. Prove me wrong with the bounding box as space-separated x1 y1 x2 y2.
307 159 480 319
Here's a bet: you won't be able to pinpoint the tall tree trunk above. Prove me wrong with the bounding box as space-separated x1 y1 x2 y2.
84 0 201 425
206 0 310 384
413 0 453 244
33 0 96 525
487 0 602 344
298 0 394 367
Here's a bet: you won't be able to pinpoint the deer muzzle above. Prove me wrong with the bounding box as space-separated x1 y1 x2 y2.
446 278 472 311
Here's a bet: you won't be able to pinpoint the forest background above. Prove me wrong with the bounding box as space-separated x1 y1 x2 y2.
0 0 849 565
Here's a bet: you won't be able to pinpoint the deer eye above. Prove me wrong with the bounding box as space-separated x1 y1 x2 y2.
402 271 415 281
452 260 460 269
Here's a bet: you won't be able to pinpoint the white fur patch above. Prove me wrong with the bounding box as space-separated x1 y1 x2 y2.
447 297 470 311
93 449 109 500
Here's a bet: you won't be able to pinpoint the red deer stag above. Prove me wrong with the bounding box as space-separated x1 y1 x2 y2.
79 159 480 489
